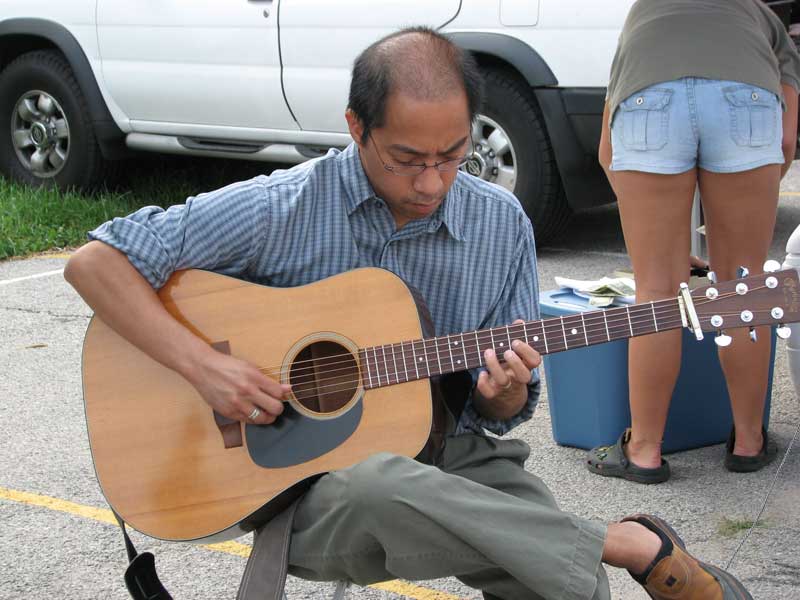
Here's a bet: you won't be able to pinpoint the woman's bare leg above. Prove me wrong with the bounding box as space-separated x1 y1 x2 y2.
613 169 697 468
698 165 780 456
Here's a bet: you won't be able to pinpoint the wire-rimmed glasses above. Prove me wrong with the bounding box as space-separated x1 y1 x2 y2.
369 134 473 177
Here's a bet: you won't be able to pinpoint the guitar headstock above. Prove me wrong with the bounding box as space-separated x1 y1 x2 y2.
690 268 800 334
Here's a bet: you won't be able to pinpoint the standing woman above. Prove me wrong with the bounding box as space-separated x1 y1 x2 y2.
589 0 800 483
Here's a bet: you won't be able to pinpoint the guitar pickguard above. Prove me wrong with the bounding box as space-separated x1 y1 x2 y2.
244 399 363 468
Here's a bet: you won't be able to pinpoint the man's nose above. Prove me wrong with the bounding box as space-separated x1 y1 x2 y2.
413 166 445 196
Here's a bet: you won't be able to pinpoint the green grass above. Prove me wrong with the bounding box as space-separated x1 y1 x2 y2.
717 516 768 537
0 155 277 260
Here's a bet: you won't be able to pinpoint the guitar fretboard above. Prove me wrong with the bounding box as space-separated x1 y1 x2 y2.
358 299 683 389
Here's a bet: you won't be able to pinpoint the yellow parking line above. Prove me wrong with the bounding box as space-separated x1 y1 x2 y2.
32 252 73 259
0 486 461 600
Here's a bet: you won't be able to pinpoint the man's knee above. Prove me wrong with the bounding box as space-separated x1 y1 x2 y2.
343 452 422 512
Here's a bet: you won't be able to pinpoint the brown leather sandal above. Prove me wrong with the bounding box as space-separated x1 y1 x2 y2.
622 514 753 599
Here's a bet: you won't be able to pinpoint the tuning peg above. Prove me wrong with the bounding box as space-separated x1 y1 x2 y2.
707 270 717 284
749 327 758 343
763 260 781 273
777 326 792 340
715 332 733 347
737 266 749 278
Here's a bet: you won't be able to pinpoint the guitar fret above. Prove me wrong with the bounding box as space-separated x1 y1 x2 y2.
446 334 455 372
474 331 482 365
560 316 569 349
626 307 634 337
460 333 468 369
363 349 373 389
390 343 399 384
419 340 429 377
411 340 420 380
372 346 381 387
505 325 512 350
542 321 549 353
400 341 409 383
380 345 390 386
433 338 442 376
650 301 658 332
602 311 610 341
580 313 588 346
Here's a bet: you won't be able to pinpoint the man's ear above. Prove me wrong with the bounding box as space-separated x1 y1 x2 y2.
345 109 366 148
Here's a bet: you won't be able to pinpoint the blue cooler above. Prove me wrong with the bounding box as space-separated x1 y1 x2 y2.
539 289 775 453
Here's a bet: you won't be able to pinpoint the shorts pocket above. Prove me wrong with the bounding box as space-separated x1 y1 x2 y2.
618 89 672 151
723 85 778 147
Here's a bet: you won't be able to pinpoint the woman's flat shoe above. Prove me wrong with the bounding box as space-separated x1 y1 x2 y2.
725 426 777 473
587 428 670 484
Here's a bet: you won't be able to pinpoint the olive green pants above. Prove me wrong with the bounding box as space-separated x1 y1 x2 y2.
288 434 610 600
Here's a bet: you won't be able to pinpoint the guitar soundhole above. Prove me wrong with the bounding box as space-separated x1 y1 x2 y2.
289 341 360 416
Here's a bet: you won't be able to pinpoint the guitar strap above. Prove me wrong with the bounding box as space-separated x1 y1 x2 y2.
236 498 302 600
112 511 173 600
113 500 302 600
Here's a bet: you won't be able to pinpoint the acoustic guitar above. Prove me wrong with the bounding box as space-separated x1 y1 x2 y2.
81 266 799 543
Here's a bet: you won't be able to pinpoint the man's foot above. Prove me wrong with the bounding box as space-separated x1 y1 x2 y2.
622 514 753 599
586 429 670 484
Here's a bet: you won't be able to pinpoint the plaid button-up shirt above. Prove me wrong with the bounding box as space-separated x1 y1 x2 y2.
89 143 540 435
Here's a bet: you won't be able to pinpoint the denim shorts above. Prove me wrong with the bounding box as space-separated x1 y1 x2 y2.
610 77 785 174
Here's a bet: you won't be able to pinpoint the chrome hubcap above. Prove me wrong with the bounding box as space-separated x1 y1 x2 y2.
463 114 517 192
11 90 70 178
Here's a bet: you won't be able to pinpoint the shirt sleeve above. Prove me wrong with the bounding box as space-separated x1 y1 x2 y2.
456 212 541 436
88 177 271 289
762 4 800 92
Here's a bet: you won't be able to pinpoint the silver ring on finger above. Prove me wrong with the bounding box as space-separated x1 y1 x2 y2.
247 407 262 421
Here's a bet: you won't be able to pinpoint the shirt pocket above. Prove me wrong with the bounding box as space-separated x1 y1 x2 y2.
618 88 672 151
723 85 778 147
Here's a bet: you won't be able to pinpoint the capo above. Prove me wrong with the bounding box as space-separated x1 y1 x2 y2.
678 282 704 340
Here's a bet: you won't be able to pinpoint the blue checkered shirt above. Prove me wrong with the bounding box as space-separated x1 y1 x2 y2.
89 143 540 435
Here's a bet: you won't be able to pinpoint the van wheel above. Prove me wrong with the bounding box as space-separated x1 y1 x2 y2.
464 69 570 246
0 50 110 190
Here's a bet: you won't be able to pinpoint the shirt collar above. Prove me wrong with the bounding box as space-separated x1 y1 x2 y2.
339 143 376 215
339 142 466 242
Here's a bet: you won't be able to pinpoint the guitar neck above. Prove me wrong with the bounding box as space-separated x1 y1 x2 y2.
359 297 683 389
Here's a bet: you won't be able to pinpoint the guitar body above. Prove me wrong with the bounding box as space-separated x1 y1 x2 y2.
82 268 432 542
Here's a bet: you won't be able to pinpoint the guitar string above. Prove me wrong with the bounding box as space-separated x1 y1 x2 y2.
288 311 775 398
258 287 763 378
260 287 768 381
278 308 772 387
260 290 731 377
287 310 764 395
274 307 773 389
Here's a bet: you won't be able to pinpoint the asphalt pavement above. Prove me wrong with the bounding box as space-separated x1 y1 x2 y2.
1 167 799 600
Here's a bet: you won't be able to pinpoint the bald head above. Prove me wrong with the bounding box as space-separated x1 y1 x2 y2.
348 27 483 143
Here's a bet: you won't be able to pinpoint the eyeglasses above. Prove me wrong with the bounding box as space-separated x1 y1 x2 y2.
369 134 473 177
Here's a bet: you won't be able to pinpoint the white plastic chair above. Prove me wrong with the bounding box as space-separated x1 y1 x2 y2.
784 224 800 398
